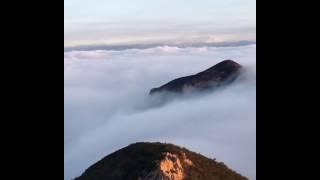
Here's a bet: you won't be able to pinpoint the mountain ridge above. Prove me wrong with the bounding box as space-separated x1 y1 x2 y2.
150 60 242 95
74 142 248 180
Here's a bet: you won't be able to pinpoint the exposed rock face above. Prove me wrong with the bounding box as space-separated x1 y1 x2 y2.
74 142 248 180
150 60 242 95
141 152 191 180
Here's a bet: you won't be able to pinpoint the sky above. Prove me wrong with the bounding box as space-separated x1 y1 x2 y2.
64 0 256 47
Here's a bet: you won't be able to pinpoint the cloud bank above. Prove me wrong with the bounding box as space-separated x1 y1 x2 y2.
64 40 256 52
64 44 256 180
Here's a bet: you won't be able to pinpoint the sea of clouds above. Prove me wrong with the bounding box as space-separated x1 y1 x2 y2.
64 44 256 180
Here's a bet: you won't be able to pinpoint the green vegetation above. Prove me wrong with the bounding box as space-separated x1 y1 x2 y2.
75 142 248 180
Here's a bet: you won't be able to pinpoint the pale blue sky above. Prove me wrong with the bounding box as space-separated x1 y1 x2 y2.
64 0 256 47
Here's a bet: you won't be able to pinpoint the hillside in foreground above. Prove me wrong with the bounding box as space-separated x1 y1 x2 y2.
75 142 248 180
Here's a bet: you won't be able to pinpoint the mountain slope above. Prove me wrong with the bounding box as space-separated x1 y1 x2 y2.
75 142 248 180
150 60 242 95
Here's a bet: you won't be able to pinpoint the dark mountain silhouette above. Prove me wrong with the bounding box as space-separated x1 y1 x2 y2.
150 60 242 95
74 142 248 180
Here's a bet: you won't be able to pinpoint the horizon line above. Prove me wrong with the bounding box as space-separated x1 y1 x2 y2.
64 40 256 52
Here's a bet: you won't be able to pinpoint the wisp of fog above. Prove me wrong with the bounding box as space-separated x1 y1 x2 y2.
64 44 256 180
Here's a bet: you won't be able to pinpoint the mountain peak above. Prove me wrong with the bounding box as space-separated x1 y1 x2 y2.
75 142 248 180
206 59 241 70
150 60 242 95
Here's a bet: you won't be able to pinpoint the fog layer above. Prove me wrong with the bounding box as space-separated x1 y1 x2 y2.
64 44 256 180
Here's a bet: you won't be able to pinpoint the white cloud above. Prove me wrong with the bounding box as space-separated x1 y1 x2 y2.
64 44 256 180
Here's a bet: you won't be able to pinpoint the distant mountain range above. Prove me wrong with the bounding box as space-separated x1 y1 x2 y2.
64 40 255 52
74 142 248 180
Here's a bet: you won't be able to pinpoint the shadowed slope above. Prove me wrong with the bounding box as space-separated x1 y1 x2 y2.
150 60 242 95
75 142 248 180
